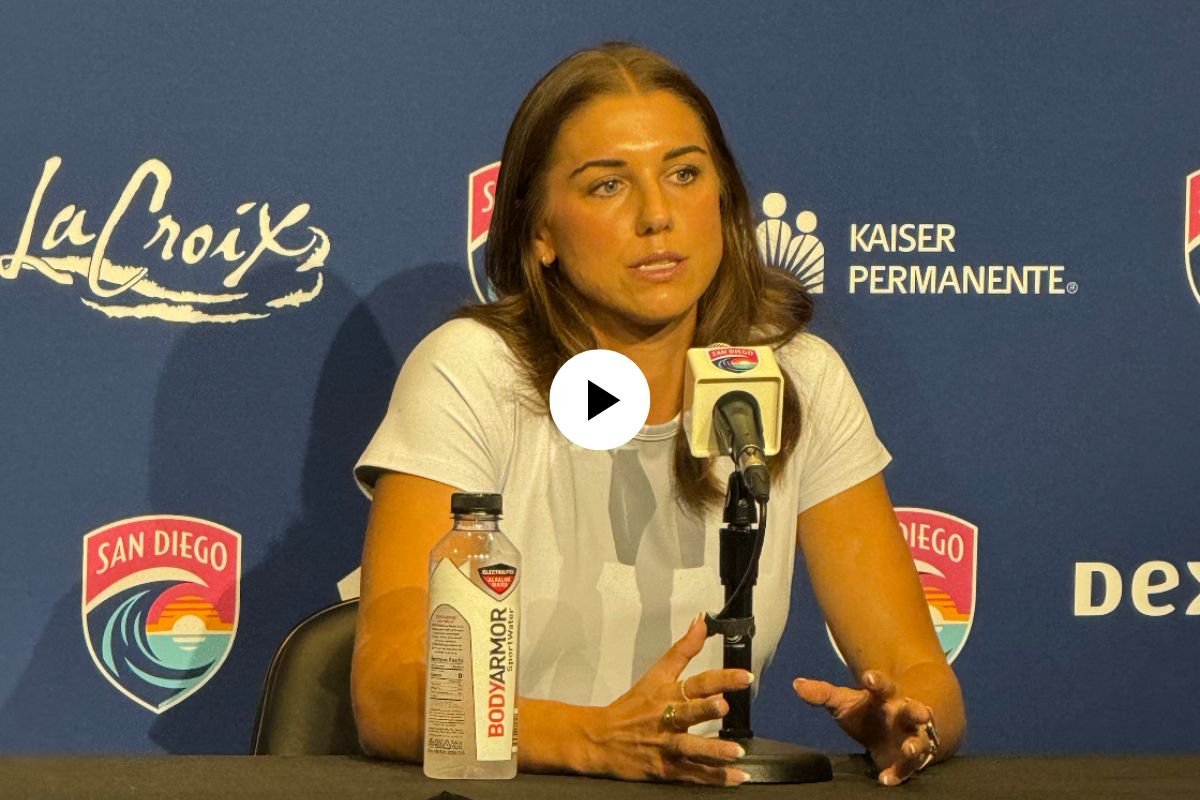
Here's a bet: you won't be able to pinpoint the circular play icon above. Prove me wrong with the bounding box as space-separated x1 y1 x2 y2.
549 350 650 450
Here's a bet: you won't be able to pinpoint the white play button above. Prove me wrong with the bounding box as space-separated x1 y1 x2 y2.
549 350 650 450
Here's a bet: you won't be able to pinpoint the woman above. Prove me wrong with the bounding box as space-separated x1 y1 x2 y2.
351 42 965 787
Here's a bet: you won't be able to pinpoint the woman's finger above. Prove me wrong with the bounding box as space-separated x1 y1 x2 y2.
900 732 934 779
673 732 745 765
863 670 899 701
792 676 835 706
877 733 934 786
640 615 709 687
682 668 754 699
660 756 749 786
669 694 728 729
877 763 905 787
793 677 867 717
896 697 933 732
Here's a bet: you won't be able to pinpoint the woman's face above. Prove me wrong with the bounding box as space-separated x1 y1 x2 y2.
534 90 724 337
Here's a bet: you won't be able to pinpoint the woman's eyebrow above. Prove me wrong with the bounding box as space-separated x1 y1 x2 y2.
663 144 707 160
569 159 625 179
568 145 709 180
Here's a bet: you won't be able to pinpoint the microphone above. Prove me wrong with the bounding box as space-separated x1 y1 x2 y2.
713 390 771 501
683 345 784 501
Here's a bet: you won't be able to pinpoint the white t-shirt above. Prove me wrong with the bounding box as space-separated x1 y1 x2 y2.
354 318 890 731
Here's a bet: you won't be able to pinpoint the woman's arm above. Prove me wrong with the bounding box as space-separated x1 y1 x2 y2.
351 472 746 782
352 472 587 764
795 472 966 759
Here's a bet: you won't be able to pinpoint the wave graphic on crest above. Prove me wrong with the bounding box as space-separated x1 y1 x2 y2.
86 580 226 708
712 356 756 373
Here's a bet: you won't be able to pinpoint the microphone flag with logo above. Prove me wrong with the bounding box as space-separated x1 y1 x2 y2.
683 344 784 458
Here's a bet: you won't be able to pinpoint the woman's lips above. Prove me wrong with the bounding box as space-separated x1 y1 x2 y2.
629 253 686 281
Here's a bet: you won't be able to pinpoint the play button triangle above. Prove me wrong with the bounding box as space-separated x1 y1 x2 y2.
587 380 620 420
550 350 650 450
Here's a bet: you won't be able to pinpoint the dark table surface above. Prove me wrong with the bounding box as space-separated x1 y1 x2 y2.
3 754 1197 799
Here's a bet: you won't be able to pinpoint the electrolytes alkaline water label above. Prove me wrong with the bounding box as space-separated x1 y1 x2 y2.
426 558 520 762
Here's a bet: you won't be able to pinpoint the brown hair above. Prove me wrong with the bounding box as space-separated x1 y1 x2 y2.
456 42 813 514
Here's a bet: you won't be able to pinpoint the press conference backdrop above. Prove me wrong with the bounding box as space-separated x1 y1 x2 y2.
2 0 1197 756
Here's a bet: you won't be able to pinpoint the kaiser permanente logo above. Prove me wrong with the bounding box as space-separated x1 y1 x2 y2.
82 515 241 713
756 192 824 293
760 191 1078 297
0 157 330 322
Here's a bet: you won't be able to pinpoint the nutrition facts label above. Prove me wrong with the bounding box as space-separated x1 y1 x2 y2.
425 605 472 757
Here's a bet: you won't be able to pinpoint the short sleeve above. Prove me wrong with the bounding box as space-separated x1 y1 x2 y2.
782 334 892 513
353 318 516 499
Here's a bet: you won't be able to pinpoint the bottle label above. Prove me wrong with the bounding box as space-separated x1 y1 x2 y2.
426 557 520 762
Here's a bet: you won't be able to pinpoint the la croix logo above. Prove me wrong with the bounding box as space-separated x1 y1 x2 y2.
0 156 330 322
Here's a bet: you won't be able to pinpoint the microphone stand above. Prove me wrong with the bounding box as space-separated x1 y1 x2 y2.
704 470 832 783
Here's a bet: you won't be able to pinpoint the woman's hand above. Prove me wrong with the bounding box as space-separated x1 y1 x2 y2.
793 669 938 787
585 615 753 786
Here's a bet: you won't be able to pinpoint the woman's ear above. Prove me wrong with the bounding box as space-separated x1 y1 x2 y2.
533 228 556 267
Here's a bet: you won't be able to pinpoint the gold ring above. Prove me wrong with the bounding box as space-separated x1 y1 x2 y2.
661 704 678 729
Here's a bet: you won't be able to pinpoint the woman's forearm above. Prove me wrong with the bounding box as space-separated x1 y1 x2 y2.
895 660 966 761
350 654 426 761
353 652 602 774
517 697 603 774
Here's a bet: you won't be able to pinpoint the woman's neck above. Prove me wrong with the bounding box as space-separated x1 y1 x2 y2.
589 310 696 425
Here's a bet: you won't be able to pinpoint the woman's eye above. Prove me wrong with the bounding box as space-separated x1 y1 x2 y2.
592 178 622 196
673 165 700 184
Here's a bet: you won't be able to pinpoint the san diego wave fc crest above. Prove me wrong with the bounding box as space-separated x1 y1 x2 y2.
1186 170 1200 307
82 516 241 713
468 161 501 303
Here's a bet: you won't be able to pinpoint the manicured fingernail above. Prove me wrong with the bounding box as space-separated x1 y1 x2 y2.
734 769 751 785
865 672 878 688
880 773 898 786
732 745 746 759
743 671 755 686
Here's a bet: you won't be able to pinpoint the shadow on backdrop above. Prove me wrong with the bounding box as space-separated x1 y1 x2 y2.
143 261 473 753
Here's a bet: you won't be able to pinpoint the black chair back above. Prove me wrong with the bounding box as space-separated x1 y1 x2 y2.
252 598 363 755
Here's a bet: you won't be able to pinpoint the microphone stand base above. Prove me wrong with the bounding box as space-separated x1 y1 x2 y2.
733 737 832 783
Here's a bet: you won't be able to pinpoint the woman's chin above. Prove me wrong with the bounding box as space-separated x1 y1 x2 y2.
600 305 698 336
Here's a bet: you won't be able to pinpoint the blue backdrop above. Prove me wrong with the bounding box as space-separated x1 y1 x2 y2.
2 0 1198 755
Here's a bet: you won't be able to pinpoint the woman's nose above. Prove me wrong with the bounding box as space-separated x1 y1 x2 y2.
636 184 673 235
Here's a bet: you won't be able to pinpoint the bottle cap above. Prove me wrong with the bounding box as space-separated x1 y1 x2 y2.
451 492 502 515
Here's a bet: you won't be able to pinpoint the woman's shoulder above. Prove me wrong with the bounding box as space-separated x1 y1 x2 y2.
409 316 515 364
396 317 526 401
773 330 845 377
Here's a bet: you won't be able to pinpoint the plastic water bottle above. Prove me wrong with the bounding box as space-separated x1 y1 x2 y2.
423 493 520 779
